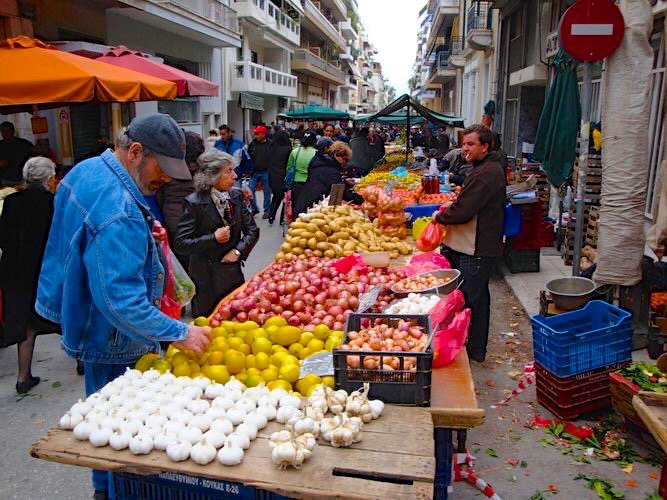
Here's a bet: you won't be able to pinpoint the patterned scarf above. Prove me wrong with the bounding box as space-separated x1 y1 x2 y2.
210 188 234 226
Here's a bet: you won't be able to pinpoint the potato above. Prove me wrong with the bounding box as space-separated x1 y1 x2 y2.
298 238 308 248
390 251 399 259
280 242 292 252
291 222 307 230
331 231 348 240
284 252 293 259
324 249 336 258
343 241 356 252
315 230 327 242
321 224 333 235
292 247 304 255
306 223 319 234
301 231 315 239
308 237 318 250
313 250 323 258
343 250 354 256
290 228 305 238
332 243 344 255
275 252 285 260
316 241 329 251
334 206 349 215
357 233 369 246
369 246 382 252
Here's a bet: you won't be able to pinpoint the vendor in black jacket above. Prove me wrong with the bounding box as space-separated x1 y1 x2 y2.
175 149 259 317
293 139 363 216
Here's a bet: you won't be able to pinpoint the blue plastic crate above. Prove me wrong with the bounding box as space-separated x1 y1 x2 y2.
112 471 290 500
531 300 632 377
404 204 441 223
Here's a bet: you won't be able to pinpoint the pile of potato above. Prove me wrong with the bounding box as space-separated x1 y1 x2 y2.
276 205 412 260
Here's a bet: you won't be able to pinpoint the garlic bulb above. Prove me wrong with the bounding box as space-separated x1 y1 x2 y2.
279 394 302 409
84 410 105 426
179 425 203 445
85 394 105 406
129 434 153 455
244 411 268 431
224 432 250 450
174 376 192 387
141 368 161 381
173 395 193 409
142 401 160 415
225 377 245 393
320 416 342 441
258 404 277 421
345 384 373 423
89 427 112 447
189 413 213 433
159 403 181 419
153 432 178 451
291 418 319 438
204 383 226 399
210 419 234 435
235 422 258 441
330 425 354 448
126 409 149 423
171 409 194 425
303 405 325 422
217 445 244 466
187 397 210 415
269 430 292 448
165 384 182 396
132 378 149 388
100 384 121 399
93 401 113 415
257 395 276 408
269 388 288 405
121 398 141 411
109 431 132 451
160 372 176 384
120 419 143 436
163 421 186 436
166 439 191 462
368 400 384 420
276 407 303 426
70 399 92 417
139 425 162 439
271 442 299 469
73 421 97 441
124 367 142 380
205 407 226 421
100 414 123 432
154 392 172 405
236 398 256 414
225 407 246 426
59 411 83 430
227 389 244 403
327 390 348 415
202 429 227 449
181 386 204 400
212 396 234 411
191 376 211 391
191 438 217 465
108 393 125 407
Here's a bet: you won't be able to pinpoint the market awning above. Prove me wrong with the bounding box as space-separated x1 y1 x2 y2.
354 110 426 125
239 92 264 111
0 36 177 107
282 104 350 120
96 46 218 97
366 94 465 128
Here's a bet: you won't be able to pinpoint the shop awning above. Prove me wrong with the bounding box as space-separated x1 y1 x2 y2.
239 92 264 111
96 46 219 97
281 104 350 120
354 110 426 125
366 94 465 128
0 36 177 107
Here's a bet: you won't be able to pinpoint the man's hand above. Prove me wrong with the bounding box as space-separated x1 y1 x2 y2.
152 221 167 242
215 226 231 244
173 325 211 355
222 249 240 263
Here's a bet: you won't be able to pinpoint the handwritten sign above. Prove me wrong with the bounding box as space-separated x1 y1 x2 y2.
356 285 383 313
384 180 395 194
299 352 334 377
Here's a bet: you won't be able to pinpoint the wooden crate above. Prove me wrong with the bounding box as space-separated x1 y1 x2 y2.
32 406 435 500
610 372 646 430
585 206 600 248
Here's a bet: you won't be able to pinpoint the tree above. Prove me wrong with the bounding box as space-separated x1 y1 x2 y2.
408 77 417 92
387 85 397 101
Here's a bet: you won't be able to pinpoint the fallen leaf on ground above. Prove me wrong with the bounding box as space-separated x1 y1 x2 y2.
621 464 633 474
649 472 658 480
625 480 637 487
505 458 519 467
547 484 558 492
485 379 496 387
507 370 522 378
520 460 528 468
510 321 519 328
33 418 45 425
485 448 498 458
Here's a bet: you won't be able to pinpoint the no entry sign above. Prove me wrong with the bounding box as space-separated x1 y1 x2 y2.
559 0 625 62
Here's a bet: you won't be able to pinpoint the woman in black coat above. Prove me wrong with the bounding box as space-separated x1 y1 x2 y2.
175 149 260 317
268 129 292 225
292 141 363 216
0 157 57 393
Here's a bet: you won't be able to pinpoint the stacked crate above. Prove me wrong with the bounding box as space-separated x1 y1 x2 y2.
505 201 543 273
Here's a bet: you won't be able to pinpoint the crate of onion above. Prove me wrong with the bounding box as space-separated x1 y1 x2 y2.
332 313 433 406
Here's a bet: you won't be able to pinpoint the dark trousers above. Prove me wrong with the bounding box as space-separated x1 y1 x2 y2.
269 188 286 223
441 247 494 361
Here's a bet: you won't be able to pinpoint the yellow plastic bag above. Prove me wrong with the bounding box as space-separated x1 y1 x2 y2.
412 216 431 240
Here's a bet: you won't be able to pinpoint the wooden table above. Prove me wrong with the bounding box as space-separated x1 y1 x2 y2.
32 406 434 500
633 392 667 498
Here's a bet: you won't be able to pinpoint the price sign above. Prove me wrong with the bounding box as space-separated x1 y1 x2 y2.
299 352 334 377
356 285 383 313
384 180 395 194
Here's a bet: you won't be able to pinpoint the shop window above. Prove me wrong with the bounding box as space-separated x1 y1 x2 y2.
158 98 200 125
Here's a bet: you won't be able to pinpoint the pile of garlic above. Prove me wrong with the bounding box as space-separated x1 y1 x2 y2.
60 368 294 467
269 430 317 469
384 293 440 315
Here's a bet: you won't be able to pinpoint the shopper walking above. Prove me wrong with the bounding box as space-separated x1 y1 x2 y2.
0 157 58 393
349 128 374 176
247 125 273 218
268 128 292 226
0 121 33 186
433 124 505 362
286 131 318 218
205 129 219 151
36 113 211 498
214 125 253 180
175 149 259 317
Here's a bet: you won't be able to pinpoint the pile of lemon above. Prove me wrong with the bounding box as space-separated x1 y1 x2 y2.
135 316 343 396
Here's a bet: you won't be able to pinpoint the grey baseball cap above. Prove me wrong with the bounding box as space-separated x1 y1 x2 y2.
127 113 191 180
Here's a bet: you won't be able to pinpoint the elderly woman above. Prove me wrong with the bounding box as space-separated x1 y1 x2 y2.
175 149 259 317
0 157 58 393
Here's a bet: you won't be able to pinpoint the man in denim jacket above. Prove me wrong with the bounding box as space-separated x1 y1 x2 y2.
36 113 211 498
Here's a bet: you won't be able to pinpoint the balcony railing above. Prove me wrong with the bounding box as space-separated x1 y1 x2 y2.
429 49 456 80
230 61 298 97
293 48 345 82
302 0 345 47
233 0 300 40
266 1 300 38
167 0 239 32
466 1 492 32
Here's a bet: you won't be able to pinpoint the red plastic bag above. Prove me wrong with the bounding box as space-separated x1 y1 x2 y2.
416 221 444 252
429 289 465 329
333 254 370 275
401 251 451 277
432 308 471 368
159 236 181 320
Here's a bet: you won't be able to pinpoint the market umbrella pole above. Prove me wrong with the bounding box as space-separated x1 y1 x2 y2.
406 102 410 163
572 62 592 276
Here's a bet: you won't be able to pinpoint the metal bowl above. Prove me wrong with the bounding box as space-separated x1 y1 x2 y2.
545 277 597 311
391 269 461 298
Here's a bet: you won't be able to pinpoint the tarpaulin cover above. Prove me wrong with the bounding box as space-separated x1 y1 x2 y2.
533 50 581 188
365 94 465 128
0 36 177 106
282 104 349 120
594 0 653 285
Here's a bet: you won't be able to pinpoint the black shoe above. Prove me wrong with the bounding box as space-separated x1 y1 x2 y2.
468 353 486 363
262 212 269 219
268 218 274 225
76 360 85 375
16 376 40 394
93 491 109 500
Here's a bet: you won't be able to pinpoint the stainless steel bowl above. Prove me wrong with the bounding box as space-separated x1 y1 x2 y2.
545 277 597 311
391 269 461 298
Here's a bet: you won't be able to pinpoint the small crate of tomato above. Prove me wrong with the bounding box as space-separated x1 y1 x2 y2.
333 313 433 406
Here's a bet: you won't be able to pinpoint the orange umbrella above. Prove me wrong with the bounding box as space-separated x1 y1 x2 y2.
0 36 177 106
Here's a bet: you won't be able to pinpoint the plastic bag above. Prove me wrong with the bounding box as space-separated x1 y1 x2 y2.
401 251 451 277
415 221 444 252
159 237 195 320
412 216 431 240
429 289 465 329
432 308 471 368
333 254 369 275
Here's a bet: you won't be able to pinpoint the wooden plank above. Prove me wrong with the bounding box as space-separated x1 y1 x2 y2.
632 393 667 453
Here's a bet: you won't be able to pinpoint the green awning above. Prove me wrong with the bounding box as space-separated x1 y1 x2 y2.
282 104 349 120
239 92 264 111
365 94 465 128
354 110 426 125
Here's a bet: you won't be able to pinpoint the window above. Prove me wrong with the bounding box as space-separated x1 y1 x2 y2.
646 26 666 220
158 99 200 124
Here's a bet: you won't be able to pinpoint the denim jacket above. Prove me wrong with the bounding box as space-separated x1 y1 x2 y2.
36 150 188 364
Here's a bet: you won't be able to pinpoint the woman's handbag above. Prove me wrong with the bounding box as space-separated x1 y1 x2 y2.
283 147 301 187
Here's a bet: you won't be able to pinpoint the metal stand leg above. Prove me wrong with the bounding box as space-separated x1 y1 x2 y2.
456 430 467 453
434 428 452 500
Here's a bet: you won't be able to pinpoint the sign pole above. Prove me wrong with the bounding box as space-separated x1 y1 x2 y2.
406 101 411 163
572 61 592 276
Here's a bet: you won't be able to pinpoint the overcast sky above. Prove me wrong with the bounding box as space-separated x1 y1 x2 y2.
357 0 424 96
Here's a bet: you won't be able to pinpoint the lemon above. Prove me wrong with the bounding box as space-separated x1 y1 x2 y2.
331 330 344 339
152 359 171 374
255 352 271 371
194 316 210 327
207 351 225 365
298 347 310 360
171 352 189 366
245 354 256 369
267 379 293 391
270 326 302 347
197 352 209 365
279 363 300 384
246 367 262 377
237 344 251 356
313 324 330 340
206 365 230 384
211 337 229 352
252 337 273 356
165 344 178 359
227 337 244 350
283 354 299 366
245 375 262 387
261 366 279 382
288 342 303 356
188 360 201 373
211 327 227 339
224 349 246 374
221 321 237 332
245 328 268 345
305 384 321 397
135 353 159 372
299 332 315 346
296 374 321 395
322 376 335 389
271 351 289 367
263 316 287 328
307 338 325 354
239 321 259 331
234 330 247 340
172 363 191 377
272 344 287 354
235 371 248 384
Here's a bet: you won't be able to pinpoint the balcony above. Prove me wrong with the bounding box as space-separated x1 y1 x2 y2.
233 0 300 46
230 61 298 97
291 48 346 85
338 19 357 40
447 37 465 68
466 2 493 50
321 0 347 21
343 74 357 89
428 51 457 84
302 0 346 48
427 0 458 45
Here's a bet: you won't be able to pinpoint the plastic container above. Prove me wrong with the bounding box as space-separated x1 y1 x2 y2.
536 383 611 420
333 313 433 406
391 269 461 297
360 251 391 268
531 300 633 377
404 203 441 222
503 202 521 237
504 245 540 273
509 202 544 250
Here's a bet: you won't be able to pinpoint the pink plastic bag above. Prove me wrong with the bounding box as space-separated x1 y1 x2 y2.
432 308 471 368
333 254 370 275
401 251 451 277
428 289 465 329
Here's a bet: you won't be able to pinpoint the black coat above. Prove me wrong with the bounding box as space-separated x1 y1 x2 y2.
293 153 363 216
157 179 194 243
269 144 292 192
174 189 259 316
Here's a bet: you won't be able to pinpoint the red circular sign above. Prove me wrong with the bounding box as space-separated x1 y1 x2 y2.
559 0 625 62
